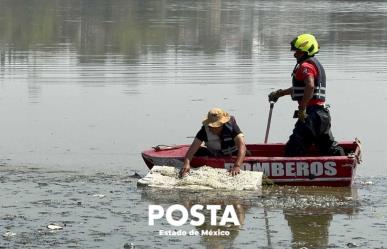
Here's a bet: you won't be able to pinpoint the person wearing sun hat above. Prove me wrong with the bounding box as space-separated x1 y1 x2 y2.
179 108 247 178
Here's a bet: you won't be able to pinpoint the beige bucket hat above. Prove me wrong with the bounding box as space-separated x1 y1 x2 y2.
202 108 231 128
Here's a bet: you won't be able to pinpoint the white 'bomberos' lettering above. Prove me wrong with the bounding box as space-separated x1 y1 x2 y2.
324 161 337 176
253 162 270 175
225 161 337 177
285 162 296 176
148 204 240 226
310 162 324 176
271 162 284 176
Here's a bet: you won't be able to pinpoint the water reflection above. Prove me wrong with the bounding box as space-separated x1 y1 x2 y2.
1 0 386 103
139 186 359 248
280 187 358 249
0 0 386 173
0 0 385 247
285 211 332 249
2 0 387 92
1 0 387 63
193 201 246 249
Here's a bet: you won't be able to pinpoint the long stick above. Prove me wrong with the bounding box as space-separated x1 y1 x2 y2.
264 209 272 247
263 102 274 247
264 102 275 144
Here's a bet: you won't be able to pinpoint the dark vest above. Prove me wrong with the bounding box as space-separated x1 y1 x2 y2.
205 117 238 156
220 120 238 155
291 57 326 102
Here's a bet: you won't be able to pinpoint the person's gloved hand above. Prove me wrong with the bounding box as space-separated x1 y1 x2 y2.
298 108 308 122
268 89 283 102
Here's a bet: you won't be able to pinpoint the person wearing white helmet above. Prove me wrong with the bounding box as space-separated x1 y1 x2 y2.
268 34 344 156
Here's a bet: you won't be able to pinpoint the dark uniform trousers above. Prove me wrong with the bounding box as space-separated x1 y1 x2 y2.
285 105 345 156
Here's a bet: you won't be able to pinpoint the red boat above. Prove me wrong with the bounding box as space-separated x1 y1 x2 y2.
141 139 362 187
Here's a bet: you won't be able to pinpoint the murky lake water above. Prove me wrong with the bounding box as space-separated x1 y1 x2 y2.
1 0 387 248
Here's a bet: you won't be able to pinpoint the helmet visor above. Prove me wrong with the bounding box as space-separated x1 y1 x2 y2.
290 38 298 51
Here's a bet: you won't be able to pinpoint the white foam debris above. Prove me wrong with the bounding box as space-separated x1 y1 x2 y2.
137 166 263 190
2 231 16 238
47 224 63 230
92 194 106 198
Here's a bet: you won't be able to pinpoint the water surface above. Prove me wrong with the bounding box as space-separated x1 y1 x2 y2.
1 0 387 248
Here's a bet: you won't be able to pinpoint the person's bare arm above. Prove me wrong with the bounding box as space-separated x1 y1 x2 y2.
179 138 202 177
229 134 246 176
279 87 293 96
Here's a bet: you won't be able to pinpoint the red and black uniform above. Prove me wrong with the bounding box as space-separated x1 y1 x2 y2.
291 57 326 105
285 57 344 156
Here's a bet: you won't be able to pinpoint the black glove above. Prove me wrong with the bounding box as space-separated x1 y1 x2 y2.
268 89 283 102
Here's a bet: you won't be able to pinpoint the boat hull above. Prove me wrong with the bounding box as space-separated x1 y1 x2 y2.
141 141 361 187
